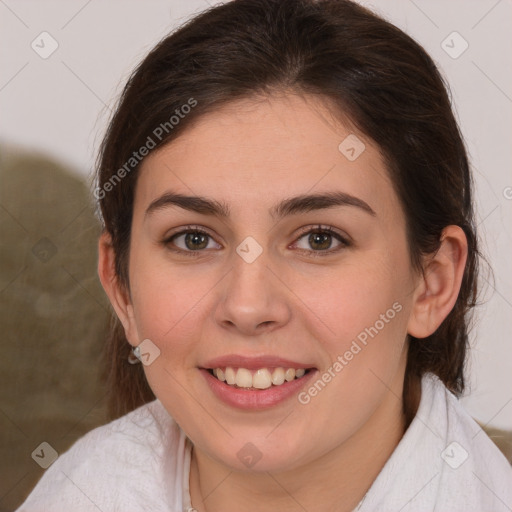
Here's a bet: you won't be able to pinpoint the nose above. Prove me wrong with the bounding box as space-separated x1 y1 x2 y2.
214 250 292 336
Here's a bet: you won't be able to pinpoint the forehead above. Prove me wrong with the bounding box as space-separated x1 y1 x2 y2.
135 93 398 221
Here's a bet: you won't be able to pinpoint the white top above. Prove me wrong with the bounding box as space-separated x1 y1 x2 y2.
17 373 512 512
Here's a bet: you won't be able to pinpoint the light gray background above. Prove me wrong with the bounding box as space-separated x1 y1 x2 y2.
1 0 511 428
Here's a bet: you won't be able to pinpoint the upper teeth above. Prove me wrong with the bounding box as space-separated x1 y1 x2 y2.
212 367 306 389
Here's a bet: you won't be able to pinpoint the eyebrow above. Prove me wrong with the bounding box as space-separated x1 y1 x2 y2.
145 190 376 219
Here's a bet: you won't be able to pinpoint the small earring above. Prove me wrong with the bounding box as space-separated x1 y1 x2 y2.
127 345 141 364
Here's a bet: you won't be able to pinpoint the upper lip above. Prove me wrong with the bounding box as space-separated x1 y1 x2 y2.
200 354 316 370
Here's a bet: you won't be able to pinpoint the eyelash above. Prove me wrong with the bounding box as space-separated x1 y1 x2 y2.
162 224 351 257
293 225 351 257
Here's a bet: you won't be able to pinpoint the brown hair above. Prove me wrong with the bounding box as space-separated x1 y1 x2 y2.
96 0 480 425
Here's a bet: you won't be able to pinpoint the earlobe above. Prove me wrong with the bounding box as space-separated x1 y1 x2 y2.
407 225 468 338
97 232 139 346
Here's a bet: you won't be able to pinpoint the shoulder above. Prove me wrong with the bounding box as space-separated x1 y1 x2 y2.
429 374 510 469
16 399 187 511
360 373 512 512
422 374 512 511
50 398 181 473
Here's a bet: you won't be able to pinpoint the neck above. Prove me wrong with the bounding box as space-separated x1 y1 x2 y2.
189 374 409 512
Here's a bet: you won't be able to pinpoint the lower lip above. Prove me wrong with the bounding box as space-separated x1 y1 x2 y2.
200 368 318 410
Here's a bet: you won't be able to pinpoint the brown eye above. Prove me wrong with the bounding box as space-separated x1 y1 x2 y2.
165 228 222 253
293 226 350 255
308 232 332 250
184 232 209 250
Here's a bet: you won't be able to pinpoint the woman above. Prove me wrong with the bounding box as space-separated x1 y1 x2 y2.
17 0 512 510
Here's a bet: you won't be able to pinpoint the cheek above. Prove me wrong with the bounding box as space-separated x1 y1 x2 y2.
127 255 218 416
128 249 215 357
289 261 412 433
306 262 406 327
290 249 413 373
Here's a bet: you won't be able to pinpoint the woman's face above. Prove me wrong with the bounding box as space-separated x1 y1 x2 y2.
124 92 421 472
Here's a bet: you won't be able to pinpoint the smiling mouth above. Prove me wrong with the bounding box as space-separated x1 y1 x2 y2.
207 366 314 390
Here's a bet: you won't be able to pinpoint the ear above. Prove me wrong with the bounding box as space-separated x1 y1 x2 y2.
407 225 468 338
98 231 139 346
